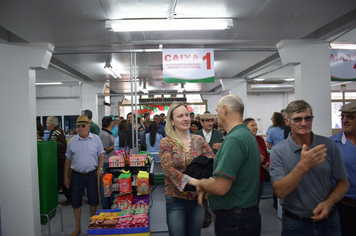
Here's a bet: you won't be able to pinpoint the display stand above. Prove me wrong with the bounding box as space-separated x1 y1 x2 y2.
40 204 63 236
37 141 64 235
87 156 153 235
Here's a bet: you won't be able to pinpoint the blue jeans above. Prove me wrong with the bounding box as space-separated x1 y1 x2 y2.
165 196 205 236
281 210 341 236
214 207 261 236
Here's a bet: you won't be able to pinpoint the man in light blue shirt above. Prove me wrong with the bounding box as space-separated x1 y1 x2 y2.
64 116 105 236
330 101 356 236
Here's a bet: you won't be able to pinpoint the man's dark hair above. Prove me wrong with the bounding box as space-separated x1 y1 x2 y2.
82 109 93 120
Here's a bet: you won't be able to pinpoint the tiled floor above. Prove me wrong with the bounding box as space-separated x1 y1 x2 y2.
41 183 281 236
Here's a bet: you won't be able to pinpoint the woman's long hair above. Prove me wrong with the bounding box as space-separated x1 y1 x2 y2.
118 119 129 131
272 112 286 129
148 121 158 147
165 102 189 152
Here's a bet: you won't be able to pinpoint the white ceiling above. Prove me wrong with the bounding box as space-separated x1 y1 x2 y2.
1 0 356 94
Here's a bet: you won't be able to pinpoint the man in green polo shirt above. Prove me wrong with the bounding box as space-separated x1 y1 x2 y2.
82 109 100 135
197 94 261 236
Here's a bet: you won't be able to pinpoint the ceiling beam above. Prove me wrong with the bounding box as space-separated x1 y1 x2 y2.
302 8 356 40
50 57 94 82
233 53 281 78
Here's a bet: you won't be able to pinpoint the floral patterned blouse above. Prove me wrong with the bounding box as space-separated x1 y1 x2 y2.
159 134 214 200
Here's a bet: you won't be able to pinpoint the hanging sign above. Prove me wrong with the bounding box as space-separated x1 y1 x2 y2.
330 49 356 81
163 48 215 83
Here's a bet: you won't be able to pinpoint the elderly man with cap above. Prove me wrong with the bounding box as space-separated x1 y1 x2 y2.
195 113 224 228
99 115 116 208
195 113 224 155
64 116 105 236
330 101 356 236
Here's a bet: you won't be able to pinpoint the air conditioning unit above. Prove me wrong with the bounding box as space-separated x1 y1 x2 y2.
249 84 294 91
139 97 187 104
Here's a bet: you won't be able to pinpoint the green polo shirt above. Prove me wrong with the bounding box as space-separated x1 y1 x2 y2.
89 121 100 135
209 124 260 210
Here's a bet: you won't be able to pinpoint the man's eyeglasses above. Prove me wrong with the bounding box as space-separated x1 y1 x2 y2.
289 116 314 123
75 124 87 128
340 114 355 121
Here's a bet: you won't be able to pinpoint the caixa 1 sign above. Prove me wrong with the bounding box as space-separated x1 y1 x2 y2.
162 48 215 83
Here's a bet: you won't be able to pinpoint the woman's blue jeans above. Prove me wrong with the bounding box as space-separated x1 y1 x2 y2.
165 195 205 236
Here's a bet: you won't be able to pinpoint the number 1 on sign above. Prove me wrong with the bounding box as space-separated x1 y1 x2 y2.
203 53 211 70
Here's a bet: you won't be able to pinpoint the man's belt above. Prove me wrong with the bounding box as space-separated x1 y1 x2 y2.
73 168 97 176
283 207 337 224
213 205 258 217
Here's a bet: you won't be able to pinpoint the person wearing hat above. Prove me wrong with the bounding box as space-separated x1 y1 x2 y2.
330 101 356 236
99 116 116 208
64 115 105 236
195 113 223 155
194 113 224 228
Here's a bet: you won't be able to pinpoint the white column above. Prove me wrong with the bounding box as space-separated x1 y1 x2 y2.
220 78 248 118
81 82 105 125
0 43 54 236
277 40 331 136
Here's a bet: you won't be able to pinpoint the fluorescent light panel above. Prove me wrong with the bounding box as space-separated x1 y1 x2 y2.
35 82 63 85
105 66 121 79
105 18 233 32
285 78 295 81
330 43 356 50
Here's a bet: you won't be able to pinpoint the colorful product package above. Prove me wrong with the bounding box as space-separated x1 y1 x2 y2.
103 173 113 197
118 171 132 194
137 171 150 195
116 194 133 209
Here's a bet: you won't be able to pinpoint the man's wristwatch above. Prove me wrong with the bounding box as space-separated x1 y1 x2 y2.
99 167 103 171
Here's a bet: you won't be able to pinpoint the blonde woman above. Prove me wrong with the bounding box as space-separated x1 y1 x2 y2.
159 102 214 236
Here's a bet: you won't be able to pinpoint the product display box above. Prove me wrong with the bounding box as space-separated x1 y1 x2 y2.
87 209 150 236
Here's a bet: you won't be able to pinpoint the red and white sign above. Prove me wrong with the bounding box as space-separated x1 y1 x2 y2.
330 49 356 81
163 49 215 83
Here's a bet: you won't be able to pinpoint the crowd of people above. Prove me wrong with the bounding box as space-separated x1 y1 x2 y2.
36 97 356 236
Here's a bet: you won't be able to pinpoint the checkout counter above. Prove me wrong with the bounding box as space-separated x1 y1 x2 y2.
149 153 168 232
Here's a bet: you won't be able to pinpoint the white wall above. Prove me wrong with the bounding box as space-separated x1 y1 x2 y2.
202 94 221 113
246 92 295 134
36 83 105 127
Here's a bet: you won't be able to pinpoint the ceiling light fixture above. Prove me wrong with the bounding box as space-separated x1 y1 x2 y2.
330 43 356 50
104 63 121 79
105 18 233 32
177 83 185 93
35 82 63 85
285 78 295 81
254 78 265 81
